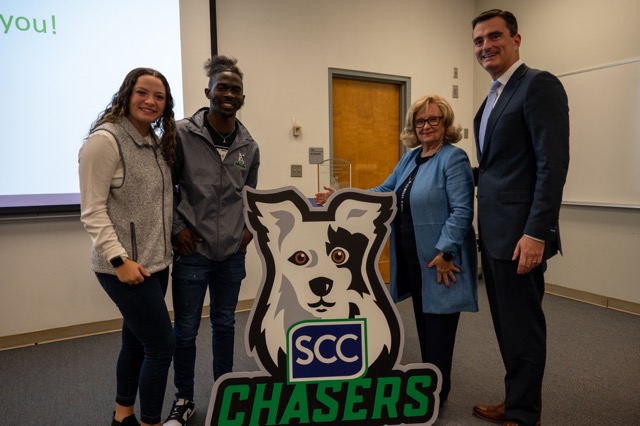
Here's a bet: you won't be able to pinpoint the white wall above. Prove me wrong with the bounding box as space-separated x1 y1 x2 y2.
473 0 640 304
1 0 638 340
216 0 478 197
214 0 477 303
0 217 115 337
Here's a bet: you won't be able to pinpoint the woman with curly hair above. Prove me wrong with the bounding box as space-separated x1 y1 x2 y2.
78 68 177 426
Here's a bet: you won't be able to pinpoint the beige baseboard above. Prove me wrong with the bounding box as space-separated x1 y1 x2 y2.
2 288 637 351
0 299 255 352
0 318 126 351
546 283 640 316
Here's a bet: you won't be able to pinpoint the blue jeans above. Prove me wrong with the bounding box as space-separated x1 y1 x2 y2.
97 268 175 425
171 251 246 400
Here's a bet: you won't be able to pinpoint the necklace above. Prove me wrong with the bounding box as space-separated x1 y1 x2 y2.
207 119 237 147
422 142 443 157
400 147 441 213
400 171 416 213
210 125 236 145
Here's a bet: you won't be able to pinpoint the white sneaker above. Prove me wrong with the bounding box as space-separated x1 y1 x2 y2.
163 398 195 426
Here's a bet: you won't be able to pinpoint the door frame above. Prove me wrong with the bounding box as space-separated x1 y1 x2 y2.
328 68 412 160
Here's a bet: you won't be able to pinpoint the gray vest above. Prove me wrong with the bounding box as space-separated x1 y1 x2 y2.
91 118 173 274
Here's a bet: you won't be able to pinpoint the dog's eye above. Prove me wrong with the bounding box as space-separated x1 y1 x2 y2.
288 251 309 266
330 248 348 265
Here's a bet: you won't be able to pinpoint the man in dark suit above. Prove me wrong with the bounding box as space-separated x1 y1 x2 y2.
470 9 570 426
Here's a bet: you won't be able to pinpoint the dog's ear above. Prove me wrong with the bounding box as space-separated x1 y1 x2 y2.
333 197 393 237
249 199 303 249
244 187 313 245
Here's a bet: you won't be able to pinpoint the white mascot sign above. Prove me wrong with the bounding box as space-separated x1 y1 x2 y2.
205 187 442 426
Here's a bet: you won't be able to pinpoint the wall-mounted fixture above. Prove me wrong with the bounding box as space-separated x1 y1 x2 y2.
292 118 302 137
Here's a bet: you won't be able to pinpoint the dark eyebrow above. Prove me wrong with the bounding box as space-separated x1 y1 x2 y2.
474 30 505 43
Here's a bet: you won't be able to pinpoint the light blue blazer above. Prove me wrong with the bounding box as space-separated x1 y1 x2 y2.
371 144 478 314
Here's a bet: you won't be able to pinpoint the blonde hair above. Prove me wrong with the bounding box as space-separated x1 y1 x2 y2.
400 94 462 148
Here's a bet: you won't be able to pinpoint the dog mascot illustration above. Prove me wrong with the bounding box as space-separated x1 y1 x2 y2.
204 187 441 426
243 187 402 378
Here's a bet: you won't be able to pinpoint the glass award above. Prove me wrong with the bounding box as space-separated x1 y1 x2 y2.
316 158 352 192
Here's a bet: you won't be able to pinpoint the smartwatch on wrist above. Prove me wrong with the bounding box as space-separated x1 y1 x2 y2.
109 256 127 268
441 252 453 262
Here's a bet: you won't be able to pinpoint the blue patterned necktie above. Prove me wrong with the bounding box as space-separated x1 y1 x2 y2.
479 80 501 153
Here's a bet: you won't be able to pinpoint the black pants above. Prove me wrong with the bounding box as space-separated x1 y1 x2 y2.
396 220 460 402
481 242 546 426
409 294 460 402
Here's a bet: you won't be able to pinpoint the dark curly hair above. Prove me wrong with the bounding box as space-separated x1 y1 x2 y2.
90 67 176 166
204 55 244 81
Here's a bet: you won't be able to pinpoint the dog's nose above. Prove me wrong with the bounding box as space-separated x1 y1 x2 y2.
309 277 333 297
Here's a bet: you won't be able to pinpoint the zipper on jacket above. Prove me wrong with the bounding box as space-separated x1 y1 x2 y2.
130 222 138 262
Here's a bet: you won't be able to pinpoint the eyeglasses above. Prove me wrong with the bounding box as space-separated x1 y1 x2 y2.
414 116 444 128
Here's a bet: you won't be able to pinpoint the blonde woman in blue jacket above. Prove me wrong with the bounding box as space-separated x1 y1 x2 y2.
315 94 477 405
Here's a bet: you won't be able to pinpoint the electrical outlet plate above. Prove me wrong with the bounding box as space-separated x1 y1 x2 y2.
291 164 302 177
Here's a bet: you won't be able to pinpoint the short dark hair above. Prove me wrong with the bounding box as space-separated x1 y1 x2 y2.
204 55 243 80
472 9 518 36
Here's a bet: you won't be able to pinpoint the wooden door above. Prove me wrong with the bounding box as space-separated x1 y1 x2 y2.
332 77 401 283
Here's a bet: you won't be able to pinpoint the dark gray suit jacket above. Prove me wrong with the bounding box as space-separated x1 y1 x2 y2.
473 64 570 261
